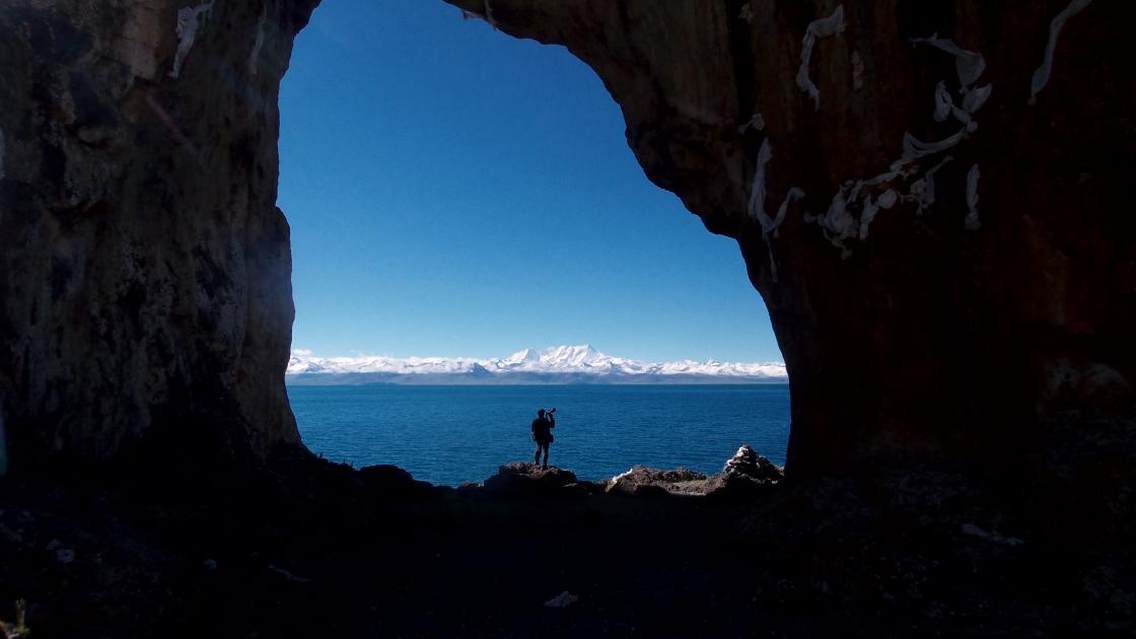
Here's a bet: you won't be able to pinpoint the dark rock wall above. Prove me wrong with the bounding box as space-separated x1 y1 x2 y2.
0 0 318 462
1 0 1132 477
442 0 1136 476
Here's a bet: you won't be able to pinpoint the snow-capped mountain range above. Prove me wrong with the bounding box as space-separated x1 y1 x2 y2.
286 345 786 385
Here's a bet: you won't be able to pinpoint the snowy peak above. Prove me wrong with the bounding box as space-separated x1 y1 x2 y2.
544 344 596 360
539 344 604 367
503 348 542 366
287 346 786 383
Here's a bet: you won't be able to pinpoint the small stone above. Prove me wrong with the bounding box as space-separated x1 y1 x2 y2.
56 548 75 564
203 559 218 571
544 591 580 608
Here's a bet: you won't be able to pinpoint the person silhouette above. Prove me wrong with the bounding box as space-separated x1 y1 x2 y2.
531 408 556 470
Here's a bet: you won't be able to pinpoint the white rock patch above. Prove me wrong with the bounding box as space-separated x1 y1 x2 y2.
911 35 986 87
248 9 266 77
965 164 981 230
737 112 765 134
747 138 806 279
795 5 845 111
1029 0 1094 104
169 2 214 79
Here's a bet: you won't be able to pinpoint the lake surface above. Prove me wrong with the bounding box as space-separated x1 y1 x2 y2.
289 384 790 486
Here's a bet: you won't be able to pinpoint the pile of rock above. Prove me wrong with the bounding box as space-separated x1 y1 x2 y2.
722 445 783 484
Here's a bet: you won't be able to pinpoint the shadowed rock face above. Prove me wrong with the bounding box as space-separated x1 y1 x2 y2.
0 0 319 462
1 1 1133 477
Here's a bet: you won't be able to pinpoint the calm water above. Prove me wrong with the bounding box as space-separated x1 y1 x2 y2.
289 384 790 486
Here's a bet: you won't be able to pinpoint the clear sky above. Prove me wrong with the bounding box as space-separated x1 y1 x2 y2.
277 0 783 363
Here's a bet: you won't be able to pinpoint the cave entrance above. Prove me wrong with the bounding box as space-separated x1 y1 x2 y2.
276 0 789 485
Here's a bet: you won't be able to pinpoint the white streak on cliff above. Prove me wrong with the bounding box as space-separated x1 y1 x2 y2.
747 138 806 280
965 164 981 230
747 138 774 228
911 34 986 88
817 185 855 247
878 189 898 210
963 84 993 114
933 81 953 122
738 3 754 24
772 187 806 236
460 0 498 29
248 9 266 77
858 197 880 240
902 129 970 161
737 112 765 134
907 156 953 215
169 2 213 79
1030 0 1093 105
484 0 498 28
808 34 992 254
796 5 845 111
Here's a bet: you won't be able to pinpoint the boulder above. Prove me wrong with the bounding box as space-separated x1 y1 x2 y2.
606 466 712 497
480 463 582 497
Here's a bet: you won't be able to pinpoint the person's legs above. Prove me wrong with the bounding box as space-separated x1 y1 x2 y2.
534 441 543 465
541 443 549 469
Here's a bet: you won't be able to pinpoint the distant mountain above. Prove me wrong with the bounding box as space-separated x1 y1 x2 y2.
286 345 787 385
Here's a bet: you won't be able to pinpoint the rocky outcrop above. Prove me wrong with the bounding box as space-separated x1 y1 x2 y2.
606 466 714 497
606 445 783 497
1 1 1133 481
479 462 591 496
443 0 1136 477
0 0 319 462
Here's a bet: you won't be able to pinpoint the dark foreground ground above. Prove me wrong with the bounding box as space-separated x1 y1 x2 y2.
1 444 1134 638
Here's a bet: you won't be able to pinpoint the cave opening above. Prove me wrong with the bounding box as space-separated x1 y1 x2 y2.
275 0 790 485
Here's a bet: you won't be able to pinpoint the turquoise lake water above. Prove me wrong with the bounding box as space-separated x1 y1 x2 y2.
289 384 790 486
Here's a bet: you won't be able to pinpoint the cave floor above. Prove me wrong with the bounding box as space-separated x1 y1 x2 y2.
1 450 1132 638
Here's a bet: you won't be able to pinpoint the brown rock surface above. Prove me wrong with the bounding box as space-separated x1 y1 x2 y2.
1 1 1133 481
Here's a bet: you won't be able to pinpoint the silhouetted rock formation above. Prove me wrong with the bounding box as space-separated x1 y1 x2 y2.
1 1 1133 486
7 446 1128 636
480 462 588 496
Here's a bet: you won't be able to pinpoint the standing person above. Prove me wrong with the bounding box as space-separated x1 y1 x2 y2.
531 408 556 470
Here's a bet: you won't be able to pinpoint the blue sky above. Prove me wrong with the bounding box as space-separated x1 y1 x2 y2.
277 0 783 363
